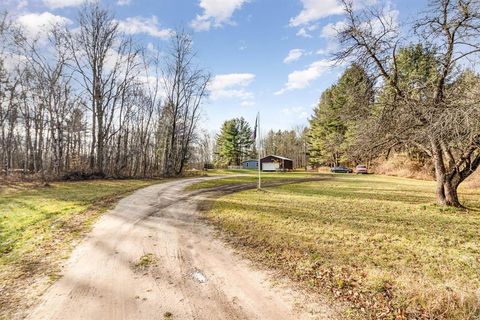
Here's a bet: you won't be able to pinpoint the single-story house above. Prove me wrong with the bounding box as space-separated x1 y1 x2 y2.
260 155 293 171
242 159 259 169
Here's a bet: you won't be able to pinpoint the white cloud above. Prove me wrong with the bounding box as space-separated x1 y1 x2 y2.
117 0 131 5
42 0 84 9
208 73 255 105
290 0 344 27
209 73 255 94
190 19 211 32
17 12 72 40
283 49 305 64
296 28 311 38
190 0 247 31
117 16 172 39
321 20 346 38
298 24 319 38
275 59 335 95
315 20 347 55
290 0 378 37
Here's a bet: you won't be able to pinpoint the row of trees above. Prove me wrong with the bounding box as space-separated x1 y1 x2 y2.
0 3 209 179
308 0 480 207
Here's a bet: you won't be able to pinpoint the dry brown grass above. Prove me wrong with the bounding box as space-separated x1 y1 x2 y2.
373 154 434 180
464 170 480 189
197 173 480 319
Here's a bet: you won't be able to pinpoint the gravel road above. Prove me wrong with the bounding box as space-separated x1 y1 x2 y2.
26 177 336 320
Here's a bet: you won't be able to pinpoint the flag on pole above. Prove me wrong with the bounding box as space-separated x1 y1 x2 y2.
252 114 258 141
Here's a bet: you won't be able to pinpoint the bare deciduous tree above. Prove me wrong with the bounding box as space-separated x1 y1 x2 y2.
162 31 210 176
68 2 141 175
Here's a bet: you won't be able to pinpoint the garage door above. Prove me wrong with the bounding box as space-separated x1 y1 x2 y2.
263 162 279 171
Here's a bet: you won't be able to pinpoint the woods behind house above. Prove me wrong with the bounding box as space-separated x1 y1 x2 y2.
0 3 209 180
213 116 307 169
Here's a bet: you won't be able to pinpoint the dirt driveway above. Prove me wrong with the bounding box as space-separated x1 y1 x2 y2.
26 177 337 320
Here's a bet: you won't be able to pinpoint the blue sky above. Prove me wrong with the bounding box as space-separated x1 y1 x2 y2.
2 0 427 133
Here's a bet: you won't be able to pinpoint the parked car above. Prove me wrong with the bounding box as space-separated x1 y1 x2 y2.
331 165 353 173
355 165 368 174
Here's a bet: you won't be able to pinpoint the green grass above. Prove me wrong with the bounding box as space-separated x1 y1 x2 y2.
0 179 160 319
201 168 253 176
188 169 323 190
202 174 480 319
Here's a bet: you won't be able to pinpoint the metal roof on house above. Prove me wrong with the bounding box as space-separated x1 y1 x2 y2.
241 159 258 163
261 155 292 161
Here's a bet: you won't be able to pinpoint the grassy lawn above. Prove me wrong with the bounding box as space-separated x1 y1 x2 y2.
188 169 322 190
200 168 254 176
196 173 480 319
0 179 160 319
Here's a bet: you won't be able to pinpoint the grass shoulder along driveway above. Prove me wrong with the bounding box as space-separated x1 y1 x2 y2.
0 179 161 319
193 172 480 319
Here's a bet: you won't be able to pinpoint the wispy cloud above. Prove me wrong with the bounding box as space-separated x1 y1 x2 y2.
117 0 132 6
315 20 347 55
42 0 85 9
296 24 319 38
116 16 172 39
290 0 378 37
283 49 305 64
275 59 335 95
290 0 343 27
209 73 255 106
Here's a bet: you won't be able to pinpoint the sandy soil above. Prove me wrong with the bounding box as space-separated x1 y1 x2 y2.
26 177 337 320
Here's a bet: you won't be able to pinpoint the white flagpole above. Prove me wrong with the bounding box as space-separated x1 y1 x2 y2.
257 112 261 190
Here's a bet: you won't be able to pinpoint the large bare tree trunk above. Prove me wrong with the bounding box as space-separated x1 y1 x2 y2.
444 179 462 207
432 139 464 207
